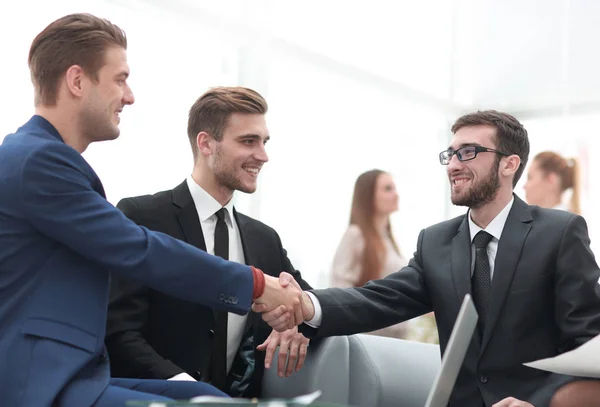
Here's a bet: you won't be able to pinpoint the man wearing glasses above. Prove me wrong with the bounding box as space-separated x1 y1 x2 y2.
257 110 600 407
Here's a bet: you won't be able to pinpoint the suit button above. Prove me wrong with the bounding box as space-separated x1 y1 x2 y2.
209 329 215 338
193 370 203 381
479 375 488 384
100 349 109 361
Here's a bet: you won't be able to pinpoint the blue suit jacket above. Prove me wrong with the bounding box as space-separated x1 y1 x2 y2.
0 116 254 406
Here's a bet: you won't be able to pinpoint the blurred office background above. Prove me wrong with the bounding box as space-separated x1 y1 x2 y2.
1 0 599 287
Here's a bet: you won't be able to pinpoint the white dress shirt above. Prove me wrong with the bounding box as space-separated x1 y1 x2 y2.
552 203 568 212
169 176 247 381
467 197 514 279
330 225 408 288
305 197 516 328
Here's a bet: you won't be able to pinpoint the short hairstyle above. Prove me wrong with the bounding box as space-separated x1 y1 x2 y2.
187 87 268 158
451 110 530 187
28 13 127 106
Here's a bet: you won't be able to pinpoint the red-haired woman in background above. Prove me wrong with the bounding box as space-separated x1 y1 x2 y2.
524 151 581 214
330 169 438 343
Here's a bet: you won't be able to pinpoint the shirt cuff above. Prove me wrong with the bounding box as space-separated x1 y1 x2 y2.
168 372 197 381
304 291 322 327
251 266 265 300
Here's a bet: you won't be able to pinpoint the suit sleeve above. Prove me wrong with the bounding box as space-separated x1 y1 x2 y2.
306 229 432 338
19 144 253 313
528 215 600 406
105 198 184 380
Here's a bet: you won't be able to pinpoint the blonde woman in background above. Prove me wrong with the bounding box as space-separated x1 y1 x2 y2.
523 151 581 214
330 169 438 343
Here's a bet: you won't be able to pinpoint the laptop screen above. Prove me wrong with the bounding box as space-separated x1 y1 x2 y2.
424 294 478 407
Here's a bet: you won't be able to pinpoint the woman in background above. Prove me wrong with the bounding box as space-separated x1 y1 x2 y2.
330 169 438 343
523 151 581 214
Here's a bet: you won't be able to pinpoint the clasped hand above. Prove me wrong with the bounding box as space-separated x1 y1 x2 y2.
252 272 313 331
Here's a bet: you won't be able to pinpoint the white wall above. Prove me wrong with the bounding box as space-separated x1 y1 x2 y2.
471 0 600 114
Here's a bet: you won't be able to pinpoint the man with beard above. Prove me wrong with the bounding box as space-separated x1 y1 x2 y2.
257 110 600 407
106 87 313 398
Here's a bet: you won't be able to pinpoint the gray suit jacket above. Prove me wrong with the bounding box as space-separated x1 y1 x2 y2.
307 195 600 407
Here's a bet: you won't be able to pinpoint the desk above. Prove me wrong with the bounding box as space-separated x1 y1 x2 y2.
127 402 348 407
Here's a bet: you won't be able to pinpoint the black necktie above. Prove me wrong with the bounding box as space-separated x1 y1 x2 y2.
471 231 493 336
211 208 229 391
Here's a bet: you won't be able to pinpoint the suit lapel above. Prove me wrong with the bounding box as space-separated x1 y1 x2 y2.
234 210 261 267
172 181 207 252
172 180 223 344
481 196 532 351
451 216 472 305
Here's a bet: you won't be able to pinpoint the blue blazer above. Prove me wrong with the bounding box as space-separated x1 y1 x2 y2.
0 116 254 406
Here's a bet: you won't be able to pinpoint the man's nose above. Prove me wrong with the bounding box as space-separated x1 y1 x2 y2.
447 153 462 172
123 85 135 105
255 145 268 162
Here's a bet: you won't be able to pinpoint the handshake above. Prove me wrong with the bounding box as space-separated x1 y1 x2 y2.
251 272 315 332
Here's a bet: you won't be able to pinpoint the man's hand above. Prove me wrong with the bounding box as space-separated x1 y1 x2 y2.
493 397 534 407
252 272 315 331
257 327 310 377
252 272 304 331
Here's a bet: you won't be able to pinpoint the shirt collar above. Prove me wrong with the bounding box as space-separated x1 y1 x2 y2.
552 203 568 211
468 196 514 242
186 175 235 223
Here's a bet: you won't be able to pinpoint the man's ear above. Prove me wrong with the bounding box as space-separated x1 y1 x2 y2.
64 65 85 98
196 132 213 157
502 154 521 178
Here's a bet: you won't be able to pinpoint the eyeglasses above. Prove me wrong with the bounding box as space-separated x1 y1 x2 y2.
439 146 511 165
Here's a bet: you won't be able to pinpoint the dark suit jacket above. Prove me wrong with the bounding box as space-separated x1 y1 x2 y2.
0 116 255 407
105 181 312 397
306 195 600 407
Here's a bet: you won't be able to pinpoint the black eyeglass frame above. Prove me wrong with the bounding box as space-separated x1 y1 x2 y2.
439 145 511 165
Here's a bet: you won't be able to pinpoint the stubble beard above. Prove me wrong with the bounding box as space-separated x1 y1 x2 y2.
451 163 500 209
81 104 119 143
213 145 255 195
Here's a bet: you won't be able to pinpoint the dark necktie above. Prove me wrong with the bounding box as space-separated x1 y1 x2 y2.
211 207 229 391
471 231 493 336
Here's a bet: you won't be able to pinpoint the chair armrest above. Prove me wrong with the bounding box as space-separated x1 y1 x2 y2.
348 334 441 407
261 335 351 406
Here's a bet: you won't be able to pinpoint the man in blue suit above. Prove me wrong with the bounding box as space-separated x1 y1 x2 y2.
0 13 303 407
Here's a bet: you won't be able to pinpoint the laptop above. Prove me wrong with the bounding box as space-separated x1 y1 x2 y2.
424 294 478 407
